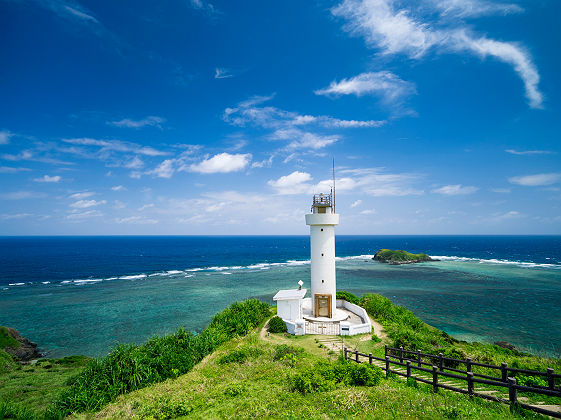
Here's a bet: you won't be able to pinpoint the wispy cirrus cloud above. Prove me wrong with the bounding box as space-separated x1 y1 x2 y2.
332 0 543 108
62 138 168 157
432 184 478 195
215 68 233 79
315 71 416 109
508 173 561 186
430 0 523 18
189 0 219 15
0 166 31 173
505 149 554 156
0 191 47 200
70 199 106 209
108 116 165 129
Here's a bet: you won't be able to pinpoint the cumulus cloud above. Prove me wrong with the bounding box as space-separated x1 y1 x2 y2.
0 130 13 145
108 116 165 129
508 173 561 186
188 153 251 174
267 171 313 194
149 159 175 178
111 185 126 191
432 184 478 195
315 71 416 106
34 175 62 183
350 199 362 208
331 0 543 108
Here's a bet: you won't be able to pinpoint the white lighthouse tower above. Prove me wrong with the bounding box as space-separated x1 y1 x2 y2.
305 191 339 318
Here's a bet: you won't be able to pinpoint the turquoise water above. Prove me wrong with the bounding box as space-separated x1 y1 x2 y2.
0 236 560 358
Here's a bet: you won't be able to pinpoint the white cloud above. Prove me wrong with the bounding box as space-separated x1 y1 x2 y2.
70 199 106 209
350 199 362 208
431 0 523 18
111 185 126 191
432 184 478 195
0 130 13 144
0 191 46 200
189 0 218 14
224 95 384 130
138 203 154 211
63 138 168 156
268 171 313 194
124 156 144 169
271 129 339 151
66 210 103 220
0 166 31 173
332 0 543 108
108 116 165 129
491 188 511 193
508 173 561 187
34 175 62 183
188 153 251 174
360 209 375 215
149 159 175 178
0 213 33 220
69 191 95 199
115 216 158 224
505 149 553 156
315 71 416 105
215 68 233 79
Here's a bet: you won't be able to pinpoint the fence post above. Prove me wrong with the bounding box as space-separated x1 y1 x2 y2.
385 356 390 378
406 360 411 378
501 363 508 383
466 357 472 374
467 372 474 397
508 377 518 411
547 368 554 390
369 353 373 364
384 344 388 358
438 353 443 371
355 350 359 363
432 366 439 393
344 347 347 360
399 346 404 363
417 350 422 367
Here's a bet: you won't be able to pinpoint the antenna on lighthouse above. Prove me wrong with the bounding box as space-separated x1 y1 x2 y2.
332 158 336 213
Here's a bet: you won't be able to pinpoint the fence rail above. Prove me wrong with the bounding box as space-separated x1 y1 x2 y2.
344 346 561 419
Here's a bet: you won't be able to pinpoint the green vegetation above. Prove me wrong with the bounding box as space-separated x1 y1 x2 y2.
336 290 360 305
0 327 20 349
0 356 90 418
267 315 288 333
93 328 530 419
373 249 433 264
46 299 270 418
0 348 17 374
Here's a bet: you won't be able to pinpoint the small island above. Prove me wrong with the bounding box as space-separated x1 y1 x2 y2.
372 249 435 265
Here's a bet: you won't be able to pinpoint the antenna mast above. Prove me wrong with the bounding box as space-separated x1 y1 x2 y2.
332 158 336 213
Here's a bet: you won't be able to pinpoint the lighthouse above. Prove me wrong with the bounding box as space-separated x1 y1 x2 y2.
305 191 339 318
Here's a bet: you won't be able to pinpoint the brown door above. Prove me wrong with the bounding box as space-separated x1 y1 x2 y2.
314 294 332 318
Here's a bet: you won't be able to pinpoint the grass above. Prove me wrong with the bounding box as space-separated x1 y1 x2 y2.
0 356 90 417
88 329 535 420
0 327 21 350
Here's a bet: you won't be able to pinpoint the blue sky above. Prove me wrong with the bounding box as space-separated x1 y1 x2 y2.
1 0 560 235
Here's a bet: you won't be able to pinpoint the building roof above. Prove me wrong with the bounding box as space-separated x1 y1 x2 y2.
273 288 307 301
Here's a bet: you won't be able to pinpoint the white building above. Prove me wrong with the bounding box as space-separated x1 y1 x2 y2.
273 191 372 336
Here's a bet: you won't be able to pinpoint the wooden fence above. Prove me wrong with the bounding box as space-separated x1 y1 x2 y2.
344 345 561 419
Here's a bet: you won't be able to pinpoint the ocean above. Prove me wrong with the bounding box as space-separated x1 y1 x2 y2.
0 236 560 358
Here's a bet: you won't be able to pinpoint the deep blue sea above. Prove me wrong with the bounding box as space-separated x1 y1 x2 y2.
1 236 560 358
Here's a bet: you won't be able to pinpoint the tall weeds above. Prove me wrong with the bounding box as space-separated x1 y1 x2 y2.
46 299 270 418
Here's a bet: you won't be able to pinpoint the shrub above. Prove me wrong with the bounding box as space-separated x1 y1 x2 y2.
218 347 263 365
291 359 383 394
273 344 303 361
48 299 271 418
267 316 288 333
371 334 382 343
336 291 360 305
516 374 548 388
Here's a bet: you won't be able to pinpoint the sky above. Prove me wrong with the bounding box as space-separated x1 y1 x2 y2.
0 0 560 235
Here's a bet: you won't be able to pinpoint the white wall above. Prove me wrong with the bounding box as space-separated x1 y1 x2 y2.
277 299 301 321
336 299 372 336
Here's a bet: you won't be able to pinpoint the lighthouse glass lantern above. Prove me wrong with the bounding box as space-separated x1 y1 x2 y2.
305 192 339 319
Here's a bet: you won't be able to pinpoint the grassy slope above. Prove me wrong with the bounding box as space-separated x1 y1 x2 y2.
0 356 90 416
88 331 532 419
